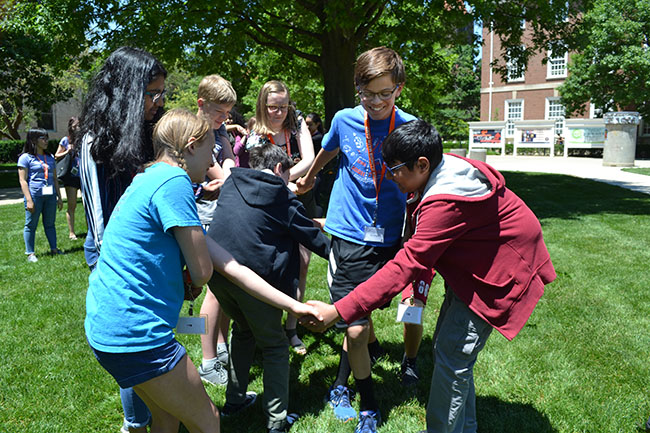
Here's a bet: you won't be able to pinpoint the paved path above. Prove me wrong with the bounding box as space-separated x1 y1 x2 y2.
1 156 649 206
485 155 650 196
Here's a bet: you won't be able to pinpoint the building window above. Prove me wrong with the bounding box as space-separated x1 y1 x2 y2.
37 106 55 131
507 46 526 82
642 118 650 136
547 50 568 78
546 98 566 136
506 100 523 137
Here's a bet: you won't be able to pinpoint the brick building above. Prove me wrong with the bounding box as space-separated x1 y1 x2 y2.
479 24 650 150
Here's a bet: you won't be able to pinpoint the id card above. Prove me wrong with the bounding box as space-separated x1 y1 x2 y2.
363 225 385 243
41 185 54 196
396 303 423 325
176 315 207 334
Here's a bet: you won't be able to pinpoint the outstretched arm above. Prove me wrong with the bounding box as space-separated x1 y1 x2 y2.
205 236 323 320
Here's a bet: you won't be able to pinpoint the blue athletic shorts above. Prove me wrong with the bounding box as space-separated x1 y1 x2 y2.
90 338 186 388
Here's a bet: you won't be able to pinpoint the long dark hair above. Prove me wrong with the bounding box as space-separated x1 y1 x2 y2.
22 128 49 156
79 47 167 177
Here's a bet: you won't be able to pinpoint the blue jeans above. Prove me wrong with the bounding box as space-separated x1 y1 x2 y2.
426 287 493 433
24 194 57 254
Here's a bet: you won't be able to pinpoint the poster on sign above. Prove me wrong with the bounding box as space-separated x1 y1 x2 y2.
567 127 606 146
472 129 502 144
520 129 554 145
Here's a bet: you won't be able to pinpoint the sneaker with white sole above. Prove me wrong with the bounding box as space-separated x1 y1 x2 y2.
355 409 381 433
27 254 38 263
221 391 257 417
197 361 228 386
327 385 357 422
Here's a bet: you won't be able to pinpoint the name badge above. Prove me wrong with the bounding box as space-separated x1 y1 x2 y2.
41 185 54 196
363 225 385 243
176 315 207 334
396 303 423 325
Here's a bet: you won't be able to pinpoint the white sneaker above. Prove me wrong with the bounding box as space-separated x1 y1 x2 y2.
197 361 228 386
27 254 38 263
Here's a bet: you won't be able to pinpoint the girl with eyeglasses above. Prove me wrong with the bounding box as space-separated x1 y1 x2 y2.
78 46 167 433
17 128 63 262
246 80 316 355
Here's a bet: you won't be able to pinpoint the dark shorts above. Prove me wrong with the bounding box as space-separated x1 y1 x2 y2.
328 236 399 328
62 175 81 190
90 338 186 388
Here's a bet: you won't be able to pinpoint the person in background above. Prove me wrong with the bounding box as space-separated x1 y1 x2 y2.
55 116 82 240
17 128 63 262
194 74 237 388
247 80 316 355
79 46 166 433
227 108 249 168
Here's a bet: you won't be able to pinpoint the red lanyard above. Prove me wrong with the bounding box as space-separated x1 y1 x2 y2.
35 154 49 180
268 130 292 157
364 106 396 205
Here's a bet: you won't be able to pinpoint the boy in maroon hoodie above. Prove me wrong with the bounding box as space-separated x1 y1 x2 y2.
304 119 556 433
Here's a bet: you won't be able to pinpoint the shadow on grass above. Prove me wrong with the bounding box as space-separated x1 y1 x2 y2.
503 172 650 220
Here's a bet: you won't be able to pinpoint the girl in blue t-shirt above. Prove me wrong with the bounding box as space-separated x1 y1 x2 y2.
86 109 321 433
17 128 63 262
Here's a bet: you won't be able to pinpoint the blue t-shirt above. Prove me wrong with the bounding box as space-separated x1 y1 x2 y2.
17 153 55 197
85 163 201 353
322 105 417 246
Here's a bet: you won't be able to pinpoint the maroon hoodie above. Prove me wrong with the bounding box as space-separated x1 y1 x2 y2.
335 154 556 340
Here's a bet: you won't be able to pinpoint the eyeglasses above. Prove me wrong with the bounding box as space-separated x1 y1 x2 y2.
357 84 400 101
266 104 289 113
384 161 408 176
144 88 167 103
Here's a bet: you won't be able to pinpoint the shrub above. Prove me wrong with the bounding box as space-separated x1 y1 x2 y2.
0 140 60 163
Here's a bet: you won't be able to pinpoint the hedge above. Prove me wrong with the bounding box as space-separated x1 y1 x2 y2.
0 140 60 163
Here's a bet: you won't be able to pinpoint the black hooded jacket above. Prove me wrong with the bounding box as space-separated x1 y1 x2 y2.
208 167 330 296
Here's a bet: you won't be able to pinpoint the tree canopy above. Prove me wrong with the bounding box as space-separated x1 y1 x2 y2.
559 0 650 118
2 0 586 139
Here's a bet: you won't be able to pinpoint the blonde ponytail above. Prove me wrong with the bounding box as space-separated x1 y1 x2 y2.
152 108 211 171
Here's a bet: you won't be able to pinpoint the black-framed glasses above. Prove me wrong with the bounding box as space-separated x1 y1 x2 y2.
385 161 408 176
144 88 167 103
266 104 289 113
357 84 400 101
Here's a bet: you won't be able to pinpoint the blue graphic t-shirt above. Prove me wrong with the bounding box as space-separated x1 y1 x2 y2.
85 163 201 353
322 105 417 246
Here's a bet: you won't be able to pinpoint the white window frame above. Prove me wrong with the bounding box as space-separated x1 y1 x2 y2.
507 45 526 83
547 49 568 79
546 97 566 137
505 99 524 137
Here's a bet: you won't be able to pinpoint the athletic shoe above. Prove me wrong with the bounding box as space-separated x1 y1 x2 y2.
221 391 257 417
27 254 38 263
355 409 381 433
197 361 228 386
327 385 357 422
268 412 300 432
401 355 419 386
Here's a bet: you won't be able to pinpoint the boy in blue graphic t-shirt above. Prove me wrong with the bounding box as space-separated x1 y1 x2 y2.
297 46 418 433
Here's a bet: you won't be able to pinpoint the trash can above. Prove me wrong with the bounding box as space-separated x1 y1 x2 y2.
603 112 639 167
449 149 467 157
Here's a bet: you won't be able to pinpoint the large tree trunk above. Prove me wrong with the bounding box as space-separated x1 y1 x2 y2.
320 31 357 129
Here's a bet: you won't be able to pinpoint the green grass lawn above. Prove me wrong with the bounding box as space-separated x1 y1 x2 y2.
623 167 650 177
1 174 650 433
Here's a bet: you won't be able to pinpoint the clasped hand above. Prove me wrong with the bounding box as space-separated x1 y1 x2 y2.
298 300 340 332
